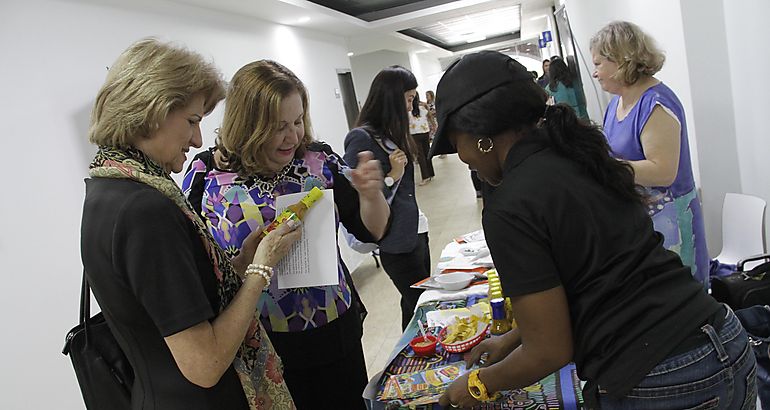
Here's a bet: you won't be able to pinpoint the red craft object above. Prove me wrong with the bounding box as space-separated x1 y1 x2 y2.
438 324 489 353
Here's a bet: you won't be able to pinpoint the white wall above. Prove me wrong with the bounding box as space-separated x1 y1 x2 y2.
349 49 412 106
723 0 770 246
409 51 445 97
0 0 354 408
680 0 742 255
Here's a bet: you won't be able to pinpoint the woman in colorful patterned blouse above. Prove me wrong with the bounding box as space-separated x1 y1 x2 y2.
591 21 709 289
182 60 390 409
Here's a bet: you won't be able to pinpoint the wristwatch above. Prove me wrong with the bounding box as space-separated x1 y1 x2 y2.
467 369 499 402
384 175 395 188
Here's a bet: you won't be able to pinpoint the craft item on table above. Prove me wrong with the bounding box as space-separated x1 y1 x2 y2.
408 320 438 357
435 272 474 291
454 229 486 244
380 365 584 410
490 298 513 336
486 270 514 324
379 362 468 401
439 318 489 353
409 334 437 357
435 298 467 310
438 254 494 271
411 271 488 290
425 302 490 328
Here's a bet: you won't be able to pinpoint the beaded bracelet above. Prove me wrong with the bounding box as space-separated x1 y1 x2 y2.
245 264 274 287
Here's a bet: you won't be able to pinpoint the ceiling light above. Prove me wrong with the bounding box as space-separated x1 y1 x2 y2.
410 4 521 47
465 34 487 43
297 16 310 23
347 52 354 57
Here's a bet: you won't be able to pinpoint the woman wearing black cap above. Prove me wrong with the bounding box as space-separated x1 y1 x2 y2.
430 51 755 409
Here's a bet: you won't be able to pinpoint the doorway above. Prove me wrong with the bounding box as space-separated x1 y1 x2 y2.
337 70 359 130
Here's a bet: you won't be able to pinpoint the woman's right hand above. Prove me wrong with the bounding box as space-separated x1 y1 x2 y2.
388 148 407 181
464 331 519 368
252 220 302 268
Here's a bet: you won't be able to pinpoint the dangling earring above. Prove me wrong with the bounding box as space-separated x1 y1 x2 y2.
477 137 494 153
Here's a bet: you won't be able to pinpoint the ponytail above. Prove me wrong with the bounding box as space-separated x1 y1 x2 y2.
542 104 644 204
446 79 645 205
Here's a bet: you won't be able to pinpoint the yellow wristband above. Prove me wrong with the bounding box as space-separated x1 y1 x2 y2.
468 369 487 401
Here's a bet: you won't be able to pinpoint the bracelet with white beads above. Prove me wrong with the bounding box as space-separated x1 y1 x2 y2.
245 264 274 287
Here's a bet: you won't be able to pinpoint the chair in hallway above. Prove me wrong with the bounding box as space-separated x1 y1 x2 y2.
716 193 767 267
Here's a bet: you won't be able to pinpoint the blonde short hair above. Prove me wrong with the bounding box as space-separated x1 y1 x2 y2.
88 38 225 148
217 60 313 177
590 21 665 86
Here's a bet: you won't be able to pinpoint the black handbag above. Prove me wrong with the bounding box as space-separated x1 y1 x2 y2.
62 273 134 409
712 253 770 309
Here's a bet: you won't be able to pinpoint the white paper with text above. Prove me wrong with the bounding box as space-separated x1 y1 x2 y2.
274 189 338 289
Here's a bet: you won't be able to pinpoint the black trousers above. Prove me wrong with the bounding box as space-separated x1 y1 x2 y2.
412 132 435 180
379 233 431 330
267 305 368 409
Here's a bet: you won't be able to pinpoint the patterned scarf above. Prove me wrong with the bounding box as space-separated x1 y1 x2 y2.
89 146 294 410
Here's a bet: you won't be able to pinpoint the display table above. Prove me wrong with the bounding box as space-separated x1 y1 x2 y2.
364 235 584 409
363 293 584 409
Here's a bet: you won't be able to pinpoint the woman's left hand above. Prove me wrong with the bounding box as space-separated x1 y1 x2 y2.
438 374 479 409
351 151 384 200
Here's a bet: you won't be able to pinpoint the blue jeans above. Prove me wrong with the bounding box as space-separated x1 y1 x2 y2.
600 306 757 409
735 305 770 409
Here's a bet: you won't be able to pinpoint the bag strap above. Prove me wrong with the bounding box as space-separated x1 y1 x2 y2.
737 253 770 271
359 127 403 204
745 260 770 279
80 271 93 345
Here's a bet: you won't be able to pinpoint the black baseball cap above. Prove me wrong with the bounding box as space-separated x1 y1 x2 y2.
428 51 533 157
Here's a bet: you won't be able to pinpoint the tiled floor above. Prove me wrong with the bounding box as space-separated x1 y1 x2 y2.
351 154 483 378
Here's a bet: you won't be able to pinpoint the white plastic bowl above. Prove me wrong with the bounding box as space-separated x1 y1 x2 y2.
435 272 474 291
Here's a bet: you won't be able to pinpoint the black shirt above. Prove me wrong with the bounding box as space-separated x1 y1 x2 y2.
80 178 249 410
482 135 721 396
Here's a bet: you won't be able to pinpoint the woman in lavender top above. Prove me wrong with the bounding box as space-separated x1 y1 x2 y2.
591 21 708 289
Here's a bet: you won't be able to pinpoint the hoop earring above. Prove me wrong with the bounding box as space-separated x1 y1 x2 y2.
477 137 494 153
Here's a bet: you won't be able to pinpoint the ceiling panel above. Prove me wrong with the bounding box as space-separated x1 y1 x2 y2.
306 0 458 22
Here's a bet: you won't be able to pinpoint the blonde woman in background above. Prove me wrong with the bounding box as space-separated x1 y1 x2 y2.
591 21 709 289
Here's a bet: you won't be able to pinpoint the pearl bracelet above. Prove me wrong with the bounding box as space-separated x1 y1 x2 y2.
245 264 274 287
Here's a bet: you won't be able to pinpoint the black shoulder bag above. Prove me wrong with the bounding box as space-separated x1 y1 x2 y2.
62 273 133 409
712 253 770 309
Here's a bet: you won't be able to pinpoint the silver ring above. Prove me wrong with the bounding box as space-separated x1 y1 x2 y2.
478 352 489 366
450 404 460 408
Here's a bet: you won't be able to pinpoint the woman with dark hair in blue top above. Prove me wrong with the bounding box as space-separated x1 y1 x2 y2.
343 65 430 330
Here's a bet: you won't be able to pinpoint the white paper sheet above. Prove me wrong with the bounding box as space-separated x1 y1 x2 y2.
274 189 338 289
